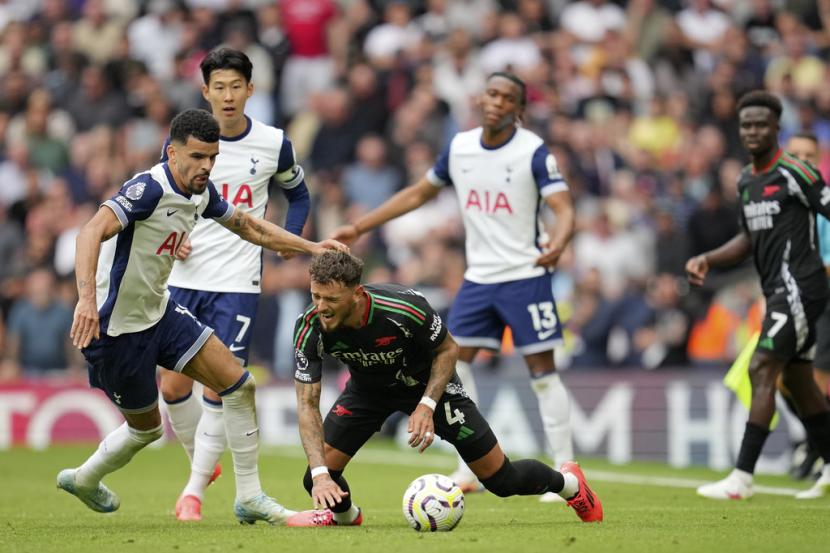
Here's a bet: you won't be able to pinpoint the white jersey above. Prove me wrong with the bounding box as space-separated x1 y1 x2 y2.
97 163 233 336
426 127 568 284
167 116 305 293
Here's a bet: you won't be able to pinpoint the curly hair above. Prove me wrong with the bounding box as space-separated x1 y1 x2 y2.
169 109 220 145
737 90 783 121
309 251 364 288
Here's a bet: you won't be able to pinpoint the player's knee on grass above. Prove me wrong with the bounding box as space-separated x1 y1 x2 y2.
480 457 563 498
302 466 353 513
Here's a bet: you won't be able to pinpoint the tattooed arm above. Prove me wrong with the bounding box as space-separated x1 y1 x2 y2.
71 206 122 349
408 333 458 453
219 207 347 257
295 380 348 508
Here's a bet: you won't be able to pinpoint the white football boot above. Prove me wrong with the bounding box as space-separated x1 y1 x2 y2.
795 466 830 499
696 469 754 500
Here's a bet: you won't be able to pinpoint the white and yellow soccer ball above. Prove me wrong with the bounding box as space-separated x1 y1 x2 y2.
402 473 465 532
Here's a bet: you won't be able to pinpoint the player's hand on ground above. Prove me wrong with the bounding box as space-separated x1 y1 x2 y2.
534 242 563 269
685 255 709 286
174 238 192 261
313 239 350 255
329 224 360 245
71 297 100 349
311 474 349 509
407 404 436 453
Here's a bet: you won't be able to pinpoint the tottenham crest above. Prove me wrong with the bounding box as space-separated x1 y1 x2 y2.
125 182 146 200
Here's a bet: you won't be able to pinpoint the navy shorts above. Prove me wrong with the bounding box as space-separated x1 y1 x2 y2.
169 286 258 365
447 274 563 355
83 299 213 413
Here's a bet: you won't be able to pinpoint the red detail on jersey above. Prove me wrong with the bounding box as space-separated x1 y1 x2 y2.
221 183 254 208
762 185 781 197
374 336 397 347
464 190 513 214
156 231 186 256
332 404 353 417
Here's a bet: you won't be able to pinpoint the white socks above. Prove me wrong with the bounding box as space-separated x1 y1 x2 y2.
453 360 479 480
75 422 163 488
182 401 227 500
531 372 574 467
220 372 262 501
165 391 202 462
333 504 361 524
558 472 579 499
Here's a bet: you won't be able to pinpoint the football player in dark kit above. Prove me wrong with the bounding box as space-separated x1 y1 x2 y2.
286 251 602 526
687 90 830 499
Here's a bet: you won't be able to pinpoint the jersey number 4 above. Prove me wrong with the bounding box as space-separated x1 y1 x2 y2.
445 402 466 426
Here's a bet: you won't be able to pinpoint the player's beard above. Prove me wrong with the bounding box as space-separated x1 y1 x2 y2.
189 174 210 194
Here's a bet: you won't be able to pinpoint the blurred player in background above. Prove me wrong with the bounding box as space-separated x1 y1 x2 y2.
159 48 311 521
331 72 576 498
57 108 344 524
289 251 602 526
687 92 830 500
779 131 830 493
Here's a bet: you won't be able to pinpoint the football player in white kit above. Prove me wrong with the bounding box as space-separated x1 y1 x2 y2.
331 73 577 498
58 108 345 525
158 49 312 521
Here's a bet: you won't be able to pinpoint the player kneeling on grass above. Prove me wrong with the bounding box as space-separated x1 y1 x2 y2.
286 251 602 527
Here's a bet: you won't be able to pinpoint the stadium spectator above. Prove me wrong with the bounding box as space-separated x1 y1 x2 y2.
1 268 78 380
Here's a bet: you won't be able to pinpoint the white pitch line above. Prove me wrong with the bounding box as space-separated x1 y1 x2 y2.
264 446 802 497
585 470 800 497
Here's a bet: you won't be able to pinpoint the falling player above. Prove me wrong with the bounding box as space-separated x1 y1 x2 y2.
686 91 830 500
57 108 345 524
331 72 576 496
159 48 311 521
288 251 601 526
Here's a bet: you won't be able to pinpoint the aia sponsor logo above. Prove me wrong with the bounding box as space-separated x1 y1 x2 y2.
464 190 513 214
220 183 254 208
374 336 397 347
332 404 353 417
762 185 781 197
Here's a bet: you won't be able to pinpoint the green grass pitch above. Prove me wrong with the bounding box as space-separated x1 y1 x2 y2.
1 441 828 553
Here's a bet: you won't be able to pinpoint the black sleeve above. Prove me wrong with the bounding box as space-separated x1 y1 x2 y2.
411 298 449 351
790 163 830 219
293 310 323 384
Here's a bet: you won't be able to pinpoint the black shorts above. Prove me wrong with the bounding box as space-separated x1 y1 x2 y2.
756 293 826 363
812 300 830 372
323 381 497 464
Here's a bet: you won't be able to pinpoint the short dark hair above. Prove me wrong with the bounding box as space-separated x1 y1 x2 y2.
169 109 220 144
789 130 819 145
309 251 364 288
200 47 253 84
737 90 783 121
488 71 527 107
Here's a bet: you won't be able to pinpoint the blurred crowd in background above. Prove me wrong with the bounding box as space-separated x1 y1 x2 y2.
1 0 829 381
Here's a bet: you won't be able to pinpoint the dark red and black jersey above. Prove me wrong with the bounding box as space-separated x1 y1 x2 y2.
737 149 830 300
293 284 448 391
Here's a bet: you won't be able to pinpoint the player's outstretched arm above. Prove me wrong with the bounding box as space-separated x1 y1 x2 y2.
685 230 752 286
330 176 440 244
71 206 122 349
536 189 575 269
295 380 348 508
220 207 348 257
408 333 459 453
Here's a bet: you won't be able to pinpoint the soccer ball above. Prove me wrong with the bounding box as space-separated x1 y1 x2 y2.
402 473 465 532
